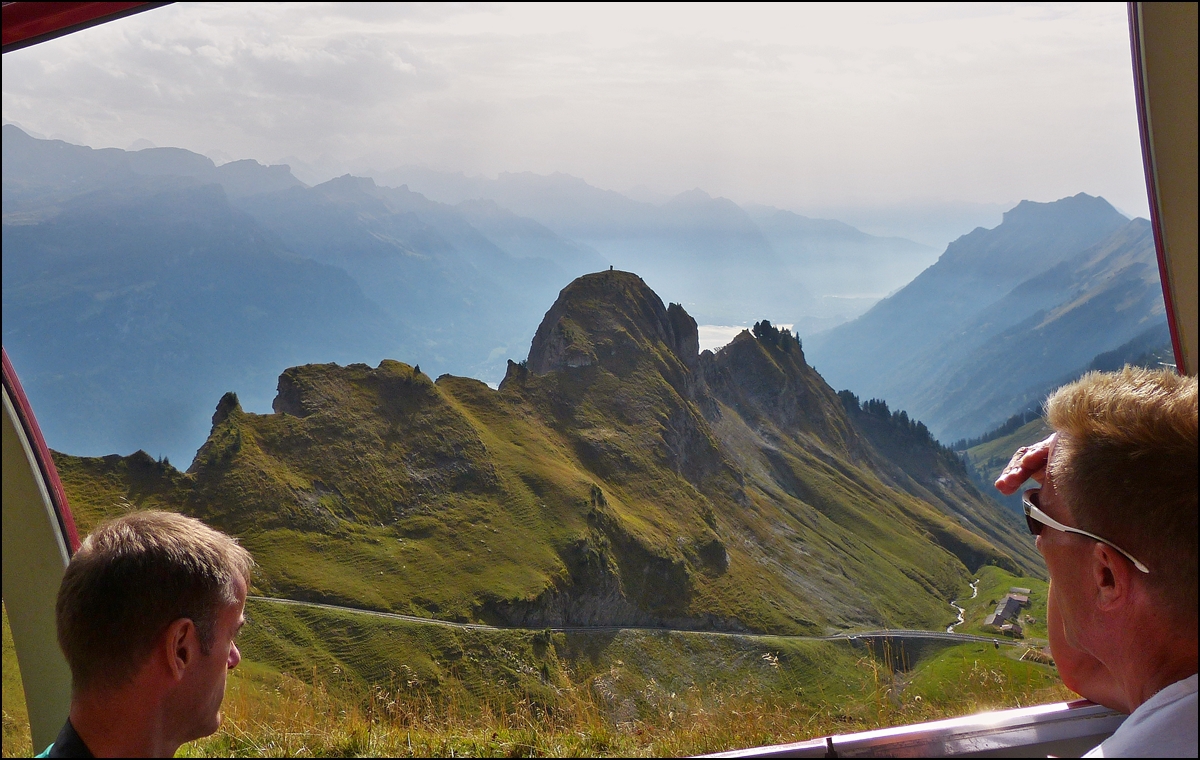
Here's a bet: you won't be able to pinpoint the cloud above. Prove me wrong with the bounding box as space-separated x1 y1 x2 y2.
2 2 1148 216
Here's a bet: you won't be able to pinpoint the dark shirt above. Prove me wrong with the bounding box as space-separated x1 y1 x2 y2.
35 719 94 758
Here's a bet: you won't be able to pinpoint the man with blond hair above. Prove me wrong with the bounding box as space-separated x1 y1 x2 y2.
996 366 1197 757
36 511 254 758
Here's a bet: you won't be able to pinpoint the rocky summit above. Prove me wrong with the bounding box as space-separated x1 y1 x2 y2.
55 271 1041 636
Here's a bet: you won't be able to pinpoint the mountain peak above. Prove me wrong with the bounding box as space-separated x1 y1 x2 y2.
526 270 698 377
667 188 713 203
998 193 1121 228
318 174 379 192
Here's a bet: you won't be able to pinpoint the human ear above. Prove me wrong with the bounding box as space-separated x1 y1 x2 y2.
164 618 197 682
1092 543 1131 612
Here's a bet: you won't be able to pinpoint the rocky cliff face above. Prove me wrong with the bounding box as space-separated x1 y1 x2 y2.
498 271 1033 628
56 270 1040 636
527 270 699 381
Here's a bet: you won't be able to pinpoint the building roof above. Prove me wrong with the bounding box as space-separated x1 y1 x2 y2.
993 595 1021 621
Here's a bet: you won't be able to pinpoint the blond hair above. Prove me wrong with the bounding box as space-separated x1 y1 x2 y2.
55 511 254 692
1046 366 1197 617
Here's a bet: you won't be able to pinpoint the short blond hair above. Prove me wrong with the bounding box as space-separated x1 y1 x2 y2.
1046 367 1197 617
56 511 254 692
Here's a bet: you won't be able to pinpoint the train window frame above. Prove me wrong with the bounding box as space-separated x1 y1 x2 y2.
3 2 1194 756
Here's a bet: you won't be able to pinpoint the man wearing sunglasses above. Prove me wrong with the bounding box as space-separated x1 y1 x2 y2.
995 366 1196 758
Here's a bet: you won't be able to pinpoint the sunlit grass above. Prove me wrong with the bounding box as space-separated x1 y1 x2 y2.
956 566 1051 641
6 587 1076 758
171 641 1074 758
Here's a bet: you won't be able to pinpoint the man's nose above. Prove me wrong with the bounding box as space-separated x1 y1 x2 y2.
228 642 241 670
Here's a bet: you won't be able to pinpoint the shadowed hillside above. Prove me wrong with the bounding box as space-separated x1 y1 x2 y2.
53 272 1041 640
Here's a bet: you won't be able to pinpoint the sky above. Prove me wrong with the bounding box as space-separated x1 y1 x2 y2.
2 2 1151 222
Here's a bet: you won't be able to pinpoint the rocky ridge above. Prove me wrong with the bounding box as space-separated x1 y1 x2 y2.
54 271 1041 637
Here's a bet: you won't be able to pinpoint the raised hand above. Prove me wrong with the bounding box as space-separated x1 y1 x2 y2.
994 434 1055 496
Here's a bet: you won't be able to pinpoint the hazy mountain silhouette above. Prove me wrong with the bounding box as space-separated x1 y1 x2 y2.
2 123 303 213
743 203 939 327
806 195 1165 441
2 127 611 461
371 166 934 327
6 126 1157 465
235 175 608 380
2 175 401 463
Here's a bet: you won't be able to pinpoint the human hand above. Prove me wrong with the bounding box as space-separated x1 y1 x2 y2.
994 434 1055 496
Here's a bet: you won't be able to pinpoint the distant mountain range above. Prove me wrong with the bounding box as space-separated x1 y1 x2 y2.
3 124 936 462
10 124 1166 632
955 322 1174 518
54 271 1040 636
806 194 1170 443
368 165 940 328
3 125 1168 461
3 171 401 463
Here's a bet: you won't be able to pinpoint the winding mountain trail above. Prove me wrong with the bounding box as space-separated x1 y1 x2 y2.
946 578 981 633
248 594 1014 647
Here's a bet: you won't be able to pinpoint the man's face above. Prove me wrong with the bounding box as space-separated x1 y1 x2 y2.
1040 440 1098 649
178 575 247 742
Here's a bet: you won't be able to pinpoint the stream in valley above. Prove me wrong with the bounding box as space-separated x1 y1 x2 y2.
947 578 980 633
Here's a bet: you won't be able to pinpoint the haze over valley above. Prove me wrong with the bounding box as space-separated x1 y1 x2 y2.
4 125 953 464
3 122 1167 499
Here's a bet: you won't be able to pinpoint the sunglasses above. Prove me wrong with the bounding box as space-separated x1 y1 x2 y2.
1022 489 1149 574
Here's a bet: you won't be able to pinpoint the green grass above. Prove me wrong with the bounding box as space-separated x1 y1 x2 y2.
51 352 990 637
903 642 1069 711
955 567 1049 642
3 598 1075 757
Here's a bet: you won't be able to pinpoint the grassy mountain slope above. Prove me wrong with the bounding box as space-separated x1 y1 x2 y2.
835 395 1042 572
52 272 1038 641
4 593 1070 758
